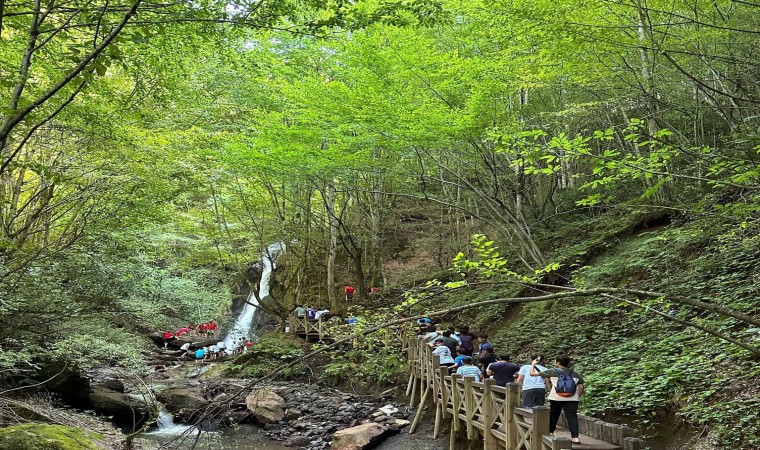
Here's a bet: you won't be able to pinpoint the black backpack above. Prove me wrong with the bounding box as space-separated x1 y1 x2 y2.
555 369 577 397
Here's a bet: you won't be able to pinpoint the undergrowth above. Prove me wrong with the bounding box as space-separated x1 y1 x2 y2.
487 215 760 447
226 333 307 379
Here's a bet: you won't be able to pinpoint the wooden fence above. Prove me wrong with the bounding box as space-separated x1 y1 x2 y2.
405 336 646 450
288 313 327 340
284 314 646 449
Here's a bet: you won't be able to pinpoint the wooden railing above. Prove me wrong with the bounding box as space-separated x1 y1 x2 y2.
288 313 327 340
404 335 646 450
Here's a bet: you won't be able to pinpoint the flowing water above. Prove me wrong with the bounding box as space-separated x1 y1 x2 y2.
223 242 284 352
139 424 289 450
144 408 195 437
141 243 289 449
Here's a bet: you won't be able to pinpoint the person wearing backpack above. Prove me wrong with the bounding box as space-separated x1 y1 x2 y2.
530 355 584 445
456 325 475 356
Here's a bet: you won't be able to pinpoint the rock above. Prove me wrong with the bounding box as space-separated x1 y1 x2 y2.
221 409 252 425
284 435 312 447
92 379 124 393
0 423 101 450
392 419 410 428
88 385 150 430
36 363 91 408
157 387 209 423
246 390 286 424
378 405 398 416
213 393 233 402
330 423 388 450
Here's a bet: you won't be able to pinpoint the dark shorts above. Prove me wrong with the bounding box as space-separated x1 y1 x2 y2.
522 388 546 408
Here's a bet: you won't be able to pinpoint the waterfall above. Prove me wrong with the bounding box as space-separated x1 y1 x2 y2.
223 242 284 352
145 408 194 436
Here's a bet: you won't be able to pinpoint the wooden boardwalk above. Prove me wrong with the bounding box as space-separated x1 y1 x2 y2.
405 336 646 450
284 314 645 450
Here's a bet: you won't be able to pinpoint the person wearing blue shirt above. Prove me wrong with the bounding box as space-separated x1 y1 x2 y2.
456 357 483 381
477 334 493 357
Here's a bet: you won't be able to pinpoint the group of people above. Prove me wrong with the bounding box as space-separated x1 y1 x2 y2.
417 319 584 445
343 285 381 301
161 320 218 347
186 337 254 361
294 305 334 322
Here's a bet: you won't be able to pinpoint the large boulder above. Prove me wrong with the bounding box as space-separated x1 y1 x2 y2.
245 390 285 424
88 385 150 430
157 387 209 423
330 423 388 450
147 332 219 350
0 423 101 450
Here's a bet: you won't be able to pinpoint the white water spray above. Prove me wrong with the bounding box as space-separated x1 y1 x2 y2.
146 408 195 436
223 242 284 352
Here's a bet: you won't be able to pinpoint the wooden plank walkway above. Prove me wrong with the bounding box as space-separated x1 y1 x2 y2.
404 336 646 450
284 314 646 450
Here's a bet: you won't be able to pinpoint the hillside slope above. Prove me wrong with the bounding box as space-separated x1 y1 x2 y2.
399 208 759 449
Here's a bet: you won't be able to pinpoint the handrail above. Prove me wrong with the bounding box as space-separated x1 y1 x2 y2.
403 334 646 450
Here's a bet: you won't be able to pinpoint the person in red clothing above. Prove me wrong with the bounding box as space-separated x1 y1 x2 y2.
162 331 175 348
344 285 355 301
179 326 189 336
207 320 217 336
245 340 254 353
198 323 208 337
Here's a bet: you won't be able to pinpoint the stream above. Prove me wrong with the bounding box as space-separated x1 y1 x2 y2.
140 424 289 450
141 244 287 449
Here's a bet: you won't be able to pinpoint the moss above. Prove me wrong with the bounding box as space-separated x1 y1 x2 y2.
0 423 102 450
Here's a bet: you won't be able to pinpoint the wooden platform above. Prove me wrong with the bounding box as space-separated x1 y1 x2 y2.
550 430 620 449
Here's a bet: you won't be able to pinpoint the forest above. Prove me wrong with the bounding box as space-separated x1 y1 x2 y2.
1 0 759 448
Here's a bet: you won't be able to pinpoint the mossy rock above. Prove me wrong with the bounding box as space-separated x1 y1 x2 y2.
198 363 229 379
0 423 102 450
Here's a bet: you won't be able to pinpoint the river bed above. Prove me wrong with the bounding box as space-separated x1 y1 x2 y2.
139 424 289 450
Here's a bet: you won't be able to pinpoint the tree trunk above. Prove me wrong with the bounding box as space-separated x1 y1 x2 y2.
326 179 339 310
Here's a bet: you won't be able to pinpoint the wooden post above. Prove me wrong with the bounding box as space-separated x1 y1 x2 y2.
531 406 550 450
409 385 430 434
550 437 573 450
433 402 442 439
451 374 462 432
432 354 441 407
463 376 476 440
482 379 498 450
409 376 418 408
622 437 645 450
406 372 415 397
449 418 458 450
505 383 519 450
439 367 450 418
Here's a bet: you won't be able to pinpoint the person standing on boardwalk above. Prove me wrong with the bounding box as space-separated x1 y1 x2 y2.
477 334 493 358
486 354 520 387
531 355 584 444
431 340 456 367
517 354 548 408
456 325 476 356
456 356 483 381
478 347 498 373
431 330 459 354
